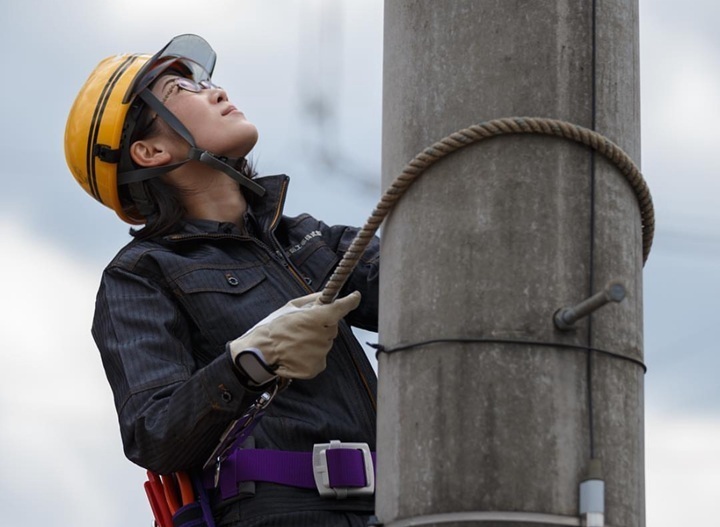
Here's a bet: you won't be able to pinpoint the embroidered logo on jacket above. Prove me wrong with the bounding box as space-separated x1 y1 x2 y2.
286 230 322 255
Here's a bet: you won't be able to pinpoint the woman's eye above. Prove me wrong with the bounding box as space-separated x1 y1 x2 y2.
162 83 180 103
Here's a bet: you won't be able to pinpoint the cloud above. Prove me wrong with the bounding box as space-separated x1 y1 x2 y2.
646 412 720 526
0 219 148 526
640 5 720 226
642 25 720 152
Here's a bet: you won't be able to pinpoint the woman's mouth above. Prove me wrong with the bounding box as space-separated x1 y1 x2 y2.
222 105 239 116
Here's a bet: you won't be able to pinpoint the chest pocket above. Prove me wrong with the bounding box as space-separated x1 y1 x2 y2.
172 266 268 347
288 239 339 288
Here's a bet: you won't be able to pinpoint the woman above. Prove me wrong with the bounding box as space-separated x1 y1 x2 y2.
65 34 379 527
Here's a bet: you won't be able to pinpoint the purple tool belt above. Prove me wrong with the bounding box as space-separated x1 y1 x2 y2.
204 440 376 501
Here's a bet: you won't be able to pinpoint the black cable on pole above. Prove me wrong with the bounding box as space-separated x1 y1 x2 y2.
370 337 647 373
586 0 599 461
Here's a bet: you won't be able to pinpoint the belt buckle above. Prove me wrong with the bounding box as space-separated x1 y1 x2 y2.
312 440 375 499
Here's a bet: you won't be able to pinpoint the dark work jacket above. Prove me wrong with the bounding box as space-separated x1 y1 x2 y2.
92 175 379 521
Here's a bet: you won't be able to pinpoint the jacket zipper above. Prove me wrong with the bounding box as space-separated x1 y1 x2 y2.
264 178 314 294
264 180 377 413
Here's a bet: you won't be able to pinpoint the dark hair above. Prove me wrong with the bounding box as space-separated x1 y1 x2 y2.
126 179 186 240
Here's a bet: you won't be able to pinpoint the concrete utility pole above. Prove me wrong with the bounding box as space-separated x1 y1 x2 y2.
377 2 644 527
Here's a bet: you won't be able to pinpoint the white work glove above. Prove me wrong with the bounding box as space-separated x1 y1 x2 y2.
228 291 362 381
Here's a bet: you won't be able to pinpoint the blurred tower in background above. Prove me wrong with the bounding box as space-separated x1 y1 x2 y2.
298 0 343 170
297 0 379 192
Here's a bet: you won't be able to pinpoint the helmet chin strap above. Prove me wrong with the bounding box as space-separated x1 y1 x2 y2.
117 89 265 197
186 148 265 196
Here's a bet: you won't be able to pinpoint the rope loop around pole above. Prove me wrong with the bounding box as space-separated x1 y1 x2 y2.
319 116 654 305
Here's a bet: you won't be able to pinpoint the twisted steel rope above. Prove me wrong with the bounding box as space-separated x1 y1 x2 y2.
319 117 654 304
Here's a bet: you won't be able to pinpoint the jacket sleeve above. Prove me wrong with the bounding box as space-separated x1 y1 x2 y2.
92 266 258 474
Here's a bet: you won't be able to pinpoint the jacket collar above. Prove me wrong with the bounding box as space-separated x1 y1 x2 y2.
246 174 290 233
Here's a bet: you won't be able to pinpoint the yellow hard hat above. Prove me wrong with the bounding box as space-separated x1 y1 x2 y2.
65 53 151 224
64 35 267 225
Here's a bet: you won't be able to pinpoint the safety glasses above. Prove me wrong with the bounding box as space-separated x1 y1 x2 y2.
171 77 222 94
132 77 222 138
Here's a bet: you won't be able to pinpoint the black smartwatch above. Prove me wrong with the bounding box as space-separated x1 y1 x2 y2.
233 348 278 389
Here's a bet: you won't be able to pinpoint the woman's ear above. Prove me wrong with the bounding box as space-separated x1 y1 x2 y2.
129 139 174 167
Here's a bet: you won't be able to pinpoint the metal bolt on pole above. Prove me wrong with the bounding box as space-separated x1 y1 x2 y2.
554 282 627 331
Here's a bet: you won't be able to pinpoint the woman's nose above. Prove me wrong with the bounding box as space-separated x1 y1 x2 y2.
212 87 227 103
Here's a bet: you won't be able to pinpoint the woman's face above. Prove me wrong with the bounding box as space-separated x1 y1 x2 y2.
150 74 259 159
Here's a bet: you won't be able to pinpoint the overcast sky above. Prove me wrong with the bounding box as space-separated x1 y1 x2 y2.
0 1 718 526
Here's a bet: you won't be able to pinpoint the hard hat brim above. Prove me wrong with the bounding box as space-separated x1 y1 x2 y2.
122 34 217 104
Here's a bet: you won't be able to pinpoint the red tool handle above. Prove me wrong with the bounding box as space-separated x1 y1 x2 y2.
161 474 181 513
176 471 196 506
145 471 173 527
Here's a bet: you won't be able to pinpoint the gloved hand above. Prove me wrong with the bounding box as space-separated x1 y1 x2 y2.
228 291 362 380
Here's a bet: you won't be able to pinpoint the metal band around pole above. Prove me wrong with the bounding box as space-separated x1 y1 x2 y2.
380 510 617 527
